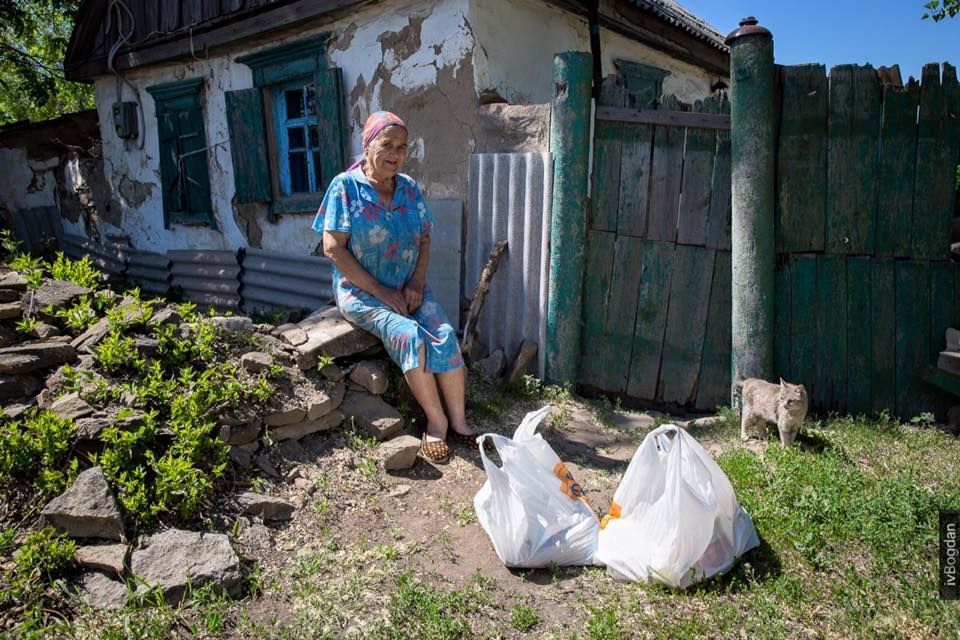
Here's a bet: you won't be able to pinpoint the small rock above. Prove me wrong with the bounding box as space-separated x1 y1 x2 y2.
237 441 259 453
379 435 421 470
0 289 19 302
263 407 306 427
475 349 507 378
306 382 346 420
229 446 253 467
237 491 296 521
268 411 344 442
688 415 724 430
75 543 127 574
0 272 28 290
75 416 114 440
76 572 128 611
216 405 261 426
2 403 29 420
0 342 77 374
210 316 253 332
35 388 54 408
254 455 279 478
274 438 307 461
134 336 159 357
281 327 309 346
237 522 272 555
130 529 241 603
0 302 22 320
41 467 124 540
320 363 346 382
0 374 41 401
147 307 182 327
24 280 91 314
339 391 404 441
218 420 262 446
387 484 411 498
293 478 316 495
50 392 94 421
272 322 297 336
241 352 273 373
285 466 305 482
349 360 389 395
0 324 17 348
29 322 59 340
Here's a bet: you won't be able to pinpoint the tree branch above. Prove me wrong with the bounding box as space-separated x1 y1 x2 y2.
0 41 65 77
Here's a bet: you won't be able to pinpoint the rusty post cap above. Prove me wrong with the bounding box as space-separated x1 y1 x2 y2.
725 16 772 45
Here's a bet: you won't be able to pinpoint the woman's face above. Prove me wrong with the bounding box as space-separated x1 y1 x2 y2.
365 126 408 180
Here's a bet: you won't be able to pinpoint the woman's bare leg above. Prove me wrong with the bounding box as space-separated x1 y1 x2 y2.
404 343 448 441
437 366 471 435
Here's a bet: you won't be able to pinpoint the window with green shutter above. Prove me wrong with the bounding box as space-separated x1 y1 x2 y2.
146 78 215 229
229 34 346 220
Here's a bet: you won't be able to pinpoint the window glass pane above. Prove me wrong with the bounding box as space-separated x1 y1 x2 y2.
308 125 319 149
289 152 308 193
313 151 323 191
285 89 304 120
287 127 305 149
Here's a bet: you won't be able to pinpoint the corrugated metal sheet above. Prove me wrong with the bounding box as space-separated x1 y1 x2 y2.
60 233 126 279
125 248 171 295
466 153 553 376
630 0 728 49
10 207 62 253
239 248 333 313
168 250 241 310
425 199 463 329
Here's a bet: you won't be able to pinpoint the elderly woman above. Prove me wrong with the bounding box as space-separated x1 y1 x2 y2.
313 111 474 463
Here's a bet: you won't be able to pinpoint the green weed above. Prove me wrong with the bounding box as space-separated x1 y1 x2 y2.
48 252 102 290
510 604 540 632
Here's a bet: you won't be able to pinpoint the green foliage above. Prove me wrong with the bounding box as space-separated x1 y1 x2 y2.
378 573 474 639
0 0 94 124
15 316 38 335
94 331 144 374
10 252 45 289
0 527 75 632
510 604 540 632
0 409 76 498
0 229 22 260
48 296 98 331
584 607 623 640
48 252 102 289
923 0 960 20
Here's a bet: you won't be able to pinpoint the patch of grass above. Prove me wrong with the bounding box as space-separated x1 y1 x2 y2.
584 606 623 640
510 604 540 632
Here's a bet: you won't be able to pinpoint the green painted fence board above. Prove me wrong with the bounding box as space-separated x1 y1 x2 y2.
814 254 847 411
913 64 960 260
578 230 617 386
875 80 919 258
591 121 623 232
626 240 675 400
595 236 647 392
870 258 896 416
646 97 685 242
930 261 955 417
775 259 791 381
695 250 732 410
846 256 871 414
776 64 828 253
706 99 732 250
660 245 716 404
825 65 881 254
895 260 931 419
790 255 818 399
676 124 715 246
616 123 654 237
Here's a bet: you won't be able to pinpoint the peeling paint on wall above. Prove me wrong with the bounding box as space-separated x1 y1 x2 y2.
118 175 153 206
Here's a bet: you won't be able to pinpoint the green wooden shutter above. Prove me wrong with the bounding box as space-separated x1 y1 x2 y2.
176 107 215 227
312 68 345 191
156 111 181 227
225 88 272 203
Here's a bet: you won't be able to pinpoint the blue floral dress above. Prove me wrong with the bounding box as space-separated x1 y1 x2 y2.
313 168 464 374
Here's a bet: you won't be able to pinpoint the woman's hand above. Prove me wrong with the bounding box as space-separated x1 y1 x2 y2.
376 284 409 315
403 281 424 314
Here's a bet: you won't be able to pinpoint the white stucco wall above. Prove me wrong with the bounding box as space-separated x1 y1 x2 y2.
0 148 58 212
90 0 474 254
471 0 722 104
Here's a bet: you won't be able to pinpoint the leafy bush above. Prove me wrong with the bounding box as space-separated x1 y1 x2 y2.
0 410 77 498
0 528 76 634
48 252 102 290
47 296 98 331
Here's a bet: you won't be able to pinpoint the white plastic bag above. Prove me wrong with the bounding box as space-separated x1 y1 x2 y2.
595 425 759 587
474 406 600 568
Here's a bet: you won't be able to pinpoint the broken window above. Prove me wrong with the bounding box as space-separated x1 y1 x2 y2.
146 78 215 229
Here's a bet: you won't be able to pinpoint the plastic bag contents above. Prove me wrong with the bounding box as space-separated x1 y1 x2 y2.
595 425 759 588
474 406 600 568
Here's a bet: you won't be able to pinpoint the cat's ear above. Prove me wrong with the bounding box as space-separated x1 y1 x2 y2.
779 377 786 387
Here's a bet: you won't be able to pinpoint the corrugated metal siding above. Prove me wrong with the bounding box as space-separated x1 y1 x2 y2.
466 153 553 376
425 199 463 329
9 207 62 253
240 248 333 313
60 233 126 279
168 250 241 310
126 248 171 295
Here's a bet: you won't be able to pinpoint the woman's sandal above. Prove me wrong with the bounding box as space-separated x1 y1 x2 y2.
420 434 451 463
448 429 493 452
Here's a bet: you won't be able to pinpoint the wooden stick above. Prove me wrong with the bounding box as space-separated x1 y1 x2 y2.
460 240 508 362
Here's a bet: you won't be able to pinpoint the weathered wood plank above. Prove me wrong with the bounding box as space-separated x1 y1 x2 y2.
846 256 871 414
578 231 617 387
814 255 847 412
626 240 675 400
660 245 715 404
895 260 931 419
695 250 732 410
871 258 896 415
825 65 881 254
616 123 654 237
789 255 818 403
590 121 623 232
594 236 647 392
706 97 732 250
595 106 730 130
913 64 960 260
930 261 955 417
225 88 271 203
677 99 718 246
646 99 684 242
776 64 828 253
775 259 791 382
875 79 919 258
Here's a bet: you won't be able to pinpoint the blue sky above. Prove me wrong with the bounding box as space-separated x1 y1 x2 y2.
680 1 958 81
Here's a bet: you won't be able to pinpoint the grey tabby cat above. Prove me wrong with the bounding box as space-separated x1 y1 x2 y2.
739 378 808 445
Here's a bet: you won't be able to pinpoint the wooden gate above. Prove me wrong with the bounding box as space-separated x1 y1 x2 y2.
578 93 732 410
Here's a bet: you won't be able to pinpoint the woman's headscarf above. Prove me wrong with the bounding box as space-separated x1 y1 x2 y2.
348 111 407 170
